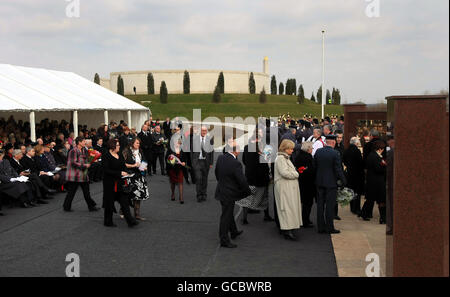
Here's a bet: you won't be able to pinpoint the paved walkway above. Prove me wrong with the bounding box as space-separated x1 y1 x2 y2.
0 156 338 277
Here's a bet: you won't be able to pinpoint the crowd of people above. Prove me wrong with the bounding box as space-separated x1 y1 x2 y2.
0 113 390 247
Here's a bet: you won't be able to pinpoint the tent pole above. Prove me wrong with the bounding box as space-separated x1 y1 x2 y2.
127 110 132 128
73 110 78 138
29 111 36 142
104 110 109 126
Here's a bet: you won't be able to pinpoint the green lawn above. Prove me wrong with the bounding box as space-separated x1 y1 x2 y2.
127 94 344 121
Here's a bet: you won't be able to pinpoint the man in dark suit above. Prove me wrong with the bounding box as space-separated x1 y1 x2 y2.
191 126 214 202
151 125 167 175
138 124 153 175
162 117 172 140
215 139 251 248
314 135 347 234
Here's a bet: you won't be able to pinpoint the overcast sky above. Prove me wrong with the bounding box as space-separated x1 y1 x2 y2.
1 0 448 103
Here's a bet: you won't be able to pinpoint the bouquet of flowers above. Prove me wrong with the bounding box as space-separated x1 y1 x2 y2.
262 144 274 162
336 187 356 207
167 154 190 169
84 149 102 176
157 137 168 147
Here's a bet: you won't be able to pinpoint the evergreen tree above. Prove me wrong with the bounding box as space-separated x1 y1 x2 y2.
94 73 100 85
147 73 154 94
317 85 323 104
279 82 284 95
270 75 277 95
293 79 297 96
259 87 267 104
217 72 225 94
326 89 332 105
183 70 190 94
297 84 305 104
160 81 168 104
117 75 124 95
249 72 256 94
212 84 221 103
311 92 316 102
286 79 291 95
335 89 341 105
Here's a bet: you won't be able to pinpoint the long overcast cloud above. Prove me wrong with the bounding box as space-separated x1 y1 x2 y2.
0 0 448 103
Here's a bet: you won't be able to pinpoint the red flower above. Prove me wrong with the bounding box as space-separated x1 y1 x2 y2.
298 166 307 174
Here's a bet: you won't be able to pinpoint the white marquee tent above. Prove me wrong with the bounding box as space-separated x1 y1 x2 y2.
0 64 151 141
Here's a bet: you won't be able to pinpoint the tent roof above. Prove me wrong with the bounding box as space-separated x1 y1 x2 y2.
0 64 149 112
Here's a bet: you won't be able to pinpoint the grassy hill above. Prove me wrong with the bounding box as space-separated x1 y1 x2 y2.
127 94 344 121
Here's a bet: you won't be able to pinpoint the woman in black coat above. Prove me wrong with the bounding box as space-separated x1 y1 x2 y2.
361 140 387 224
238 138 273 224
343 137 365 215
102 139 138 228
292 141 316 227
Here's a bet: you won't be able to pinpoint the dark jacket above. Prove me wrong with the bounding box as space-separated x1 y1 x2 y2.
343 144 365 194
138 131 153 152
314 146 346 188
162 121 172 138
20 155 40 174
191 135 214 168
0 159 28 199
151 132 167 154
292 150 316 201
242 145 270 187
119 133 133 153
165 148 186 174
215 153 251 202
9 158 25 174
102 151 127 213
365 151 386 203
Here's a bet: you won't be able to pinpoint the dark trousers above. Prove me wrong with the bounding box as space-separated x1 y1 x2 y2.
63 182 96 211
104 192 135 226
317 187 337 232
301 198 314 225
361 199 375 218
273 184 280 230
194 160 209 200
350 194 361 214
143 150 153 174
152 152 165 174
219 200 238 244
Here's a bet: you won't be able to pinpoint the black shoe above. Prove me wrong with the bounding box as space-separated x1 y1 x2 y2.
128 220 139 228
220 242 237 248
334 216 342 220
104 223 117 227
242 219 249 225
329 229 341 234
284 231 297 241
37 199 49 204
180 200 184 204
263 215 275 222
379 219 386 225
63 209 74 212
231 230 243 239
89 206 100 212
21 203 31 208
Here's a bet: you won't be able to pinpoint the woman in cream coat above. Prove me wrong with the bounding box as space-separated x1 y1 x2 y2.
274 139 302 241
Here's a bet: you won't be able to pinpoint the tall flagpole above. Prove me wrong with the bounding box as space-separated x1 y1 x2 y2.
321 30 325 120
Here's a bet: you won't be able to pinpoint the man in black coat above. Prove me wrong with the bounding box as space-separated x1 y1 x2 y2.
314 135 346 234
162 117 172 139
343 137 365 215
292 142 316 227
151 125 167 175
215 140 251 248
138 124 153 175
191 126 214 202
